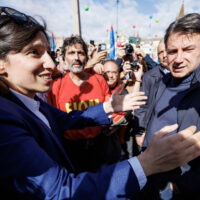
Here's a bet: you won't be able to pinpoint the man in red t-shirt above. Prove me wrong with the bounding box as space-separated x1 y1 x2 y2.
48 36 121 172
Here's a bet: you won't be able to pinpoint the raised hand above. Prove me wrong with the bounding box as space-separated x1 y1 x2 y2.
103 84 147 114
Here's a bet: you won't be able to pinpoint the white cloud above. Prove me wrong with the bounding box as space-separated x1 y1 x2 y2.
2 0 200 42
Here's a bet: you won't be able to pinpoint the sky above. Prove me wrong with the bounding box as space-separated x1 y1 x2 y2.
1 0 200 43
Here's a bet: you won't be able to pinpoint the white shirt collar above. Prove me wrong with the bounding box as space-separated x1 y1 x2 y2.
10 89 40 113
9 89 51 129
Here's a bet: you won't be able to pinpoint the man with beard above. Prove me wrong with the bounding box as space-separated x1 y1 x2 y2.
48 36 123 172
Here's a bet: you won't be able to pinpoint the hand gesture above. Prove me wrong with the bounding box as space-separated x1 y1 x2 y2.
103 84 147 113
138 124 200 176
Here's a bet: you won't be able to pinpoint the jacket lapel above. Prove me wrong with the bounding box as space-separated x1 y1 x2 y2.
36 96 75 172
8 93 75 172
155 73 171 102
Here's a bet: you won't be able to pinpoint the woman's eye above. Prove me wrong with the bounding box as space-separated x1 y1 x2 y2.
29 49 39 55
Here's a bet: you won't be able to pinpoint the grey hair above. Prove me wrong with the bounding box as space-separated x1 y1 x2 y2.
164 13 200 48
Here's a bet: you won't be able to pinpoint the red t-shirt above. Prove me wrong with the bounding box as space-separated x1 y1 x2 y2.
48 72 109 140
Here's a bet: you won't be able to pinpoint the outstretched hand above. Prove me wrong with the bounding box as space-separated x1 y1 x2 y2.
103 84 147 114
138 124 200 176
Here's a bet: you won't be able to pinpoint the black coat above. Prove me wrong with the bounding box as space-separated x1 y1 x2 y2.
139 65 200 196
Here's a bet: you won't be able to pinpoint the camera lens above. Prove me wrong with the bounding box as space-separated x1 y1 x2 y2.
125 44 134 55
130 62 138 71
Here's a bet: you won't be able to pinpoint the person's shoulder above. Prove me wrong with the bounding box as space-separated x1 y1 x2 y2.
0 94 27 120
143 66 161 77
93 72 104 79
88 72 106 82
52 72 70 85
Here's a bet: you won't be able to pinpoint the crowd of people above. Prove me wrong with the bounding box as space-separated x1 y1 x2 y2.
1 6 200 200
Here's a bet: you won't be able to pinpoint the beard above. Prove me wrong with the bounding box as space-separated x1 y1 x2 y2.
64 60 84 73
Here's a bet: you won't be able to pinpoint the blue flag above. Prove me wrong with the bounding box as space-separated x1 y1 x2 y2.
109 25 115 59
50 33 56 52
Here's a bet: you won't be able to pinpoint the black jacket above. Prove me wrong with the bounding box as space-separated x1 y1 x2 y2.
142 65 200 196
134 65 166 134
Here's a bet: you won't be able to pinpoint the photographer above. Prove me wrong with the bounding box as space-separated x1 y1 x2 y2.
116 43 133 72
115 44 143 93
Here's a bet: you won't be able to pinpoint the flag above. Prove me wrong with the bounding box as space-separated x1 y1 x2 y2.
109 25 115 59
50 33 56 52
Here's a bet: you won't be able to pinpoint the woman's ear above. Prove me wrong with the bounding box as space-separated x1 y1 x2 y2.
0 60 9 95
0 60 6 75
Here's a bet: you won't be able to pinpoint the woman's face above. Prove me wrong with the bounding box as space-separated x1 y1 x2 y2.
1 31 55 98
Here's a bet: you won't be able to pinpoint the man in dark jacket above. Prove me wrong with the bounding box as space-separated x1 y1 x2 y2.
134 40 169 145
137 13 200 199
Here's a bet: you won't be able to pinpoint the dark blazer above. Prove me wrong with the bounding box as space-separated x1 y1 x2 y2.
0 92 140 199
134 65 166 133
132 55 165 136
143 54 158 70
141 66 200 197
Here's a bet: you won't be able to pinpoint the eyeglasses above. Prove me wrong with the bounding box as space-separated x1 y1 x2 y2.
104 71 119 76
0 7 40 26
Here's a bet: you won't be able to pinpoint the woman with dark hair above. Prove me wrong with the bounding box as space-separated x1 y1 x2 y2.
1 7 200 200
0 6 147 199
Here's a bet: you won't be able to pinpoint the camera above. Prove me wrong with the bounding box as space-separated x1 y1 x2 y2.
98 43 106 52
90 40 95 46
124 44 134 55
130 62 139 71
130 58 141 71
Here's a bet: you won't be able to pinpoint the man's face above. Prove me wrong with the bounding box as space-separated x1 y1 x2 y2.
158 42 168 68
103 62 119 88
167 33 200 78
64 43 87 73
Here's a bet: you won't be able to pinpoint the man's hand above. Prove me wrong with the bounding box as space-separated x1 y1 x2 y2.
117 47 126 59
135 48 146 58
103 85 147 113
91 50 107 65
138 124 200 176
136 132 146 147
85 50 107 69
92 63 104 74
133 63 143 82
120 61 132 79
122 61 132 74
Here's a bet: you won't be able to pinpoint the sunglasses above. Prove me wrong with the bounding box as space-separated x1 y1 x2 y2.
0 7 40 26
